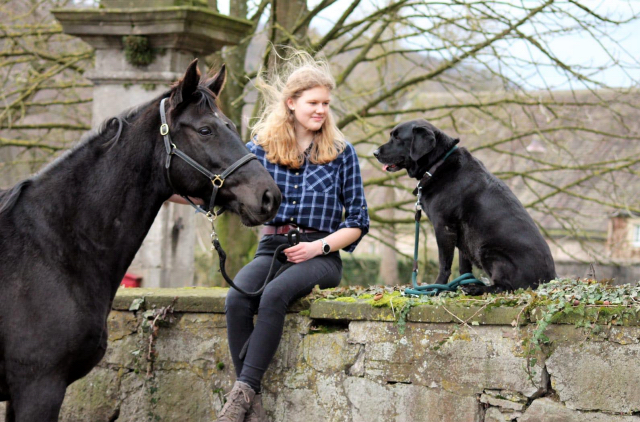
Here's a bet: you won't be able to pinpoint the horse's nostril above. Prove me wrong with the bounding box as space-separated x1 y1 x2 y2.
262 189 276 214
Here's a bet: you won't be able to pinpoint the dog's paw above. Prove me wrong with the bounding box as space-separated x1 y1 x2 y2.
460 284 488 296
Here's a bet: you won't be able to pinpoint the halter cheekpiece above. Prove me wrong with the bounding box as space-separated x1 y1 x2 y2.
159 97 257 219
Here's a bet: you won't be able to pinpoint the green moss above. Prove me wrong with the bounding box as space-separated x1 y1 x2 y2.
334 297 357 303
366 291 410 309
299 309 310 316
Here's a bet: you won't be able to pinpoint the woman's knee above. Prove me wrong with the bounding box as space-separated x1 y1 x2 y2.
225 289 254 315
258 284 290 313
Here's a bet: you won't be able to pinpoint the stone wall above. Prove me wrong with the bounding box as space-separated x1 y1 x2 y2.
3 288 640 422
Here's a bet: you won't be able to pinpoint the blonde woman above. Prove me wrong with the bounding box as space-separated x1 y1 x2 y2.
217 51 369 422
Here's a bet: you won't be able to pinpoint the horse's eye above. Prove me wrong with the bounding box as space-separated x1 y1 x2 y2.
198 127 212 136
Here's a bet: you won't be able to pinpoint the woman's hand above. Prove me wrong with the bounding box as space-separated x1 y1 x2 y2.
284 241 323 264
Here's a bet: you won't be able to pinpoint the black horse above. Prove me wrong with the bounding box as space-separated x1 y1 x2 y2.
0 60 281 422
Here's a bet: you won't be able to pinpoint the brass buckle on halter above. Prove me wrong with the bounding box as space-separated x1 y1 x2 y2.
211 175 224 188
160 123 169 136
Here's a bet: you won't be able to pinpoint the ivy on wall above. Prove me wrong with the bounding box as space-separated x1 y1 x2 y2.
123 35 156 67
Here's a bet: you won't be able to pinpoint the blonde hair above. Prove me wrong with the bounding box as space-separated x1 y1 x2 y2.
251 49 346 169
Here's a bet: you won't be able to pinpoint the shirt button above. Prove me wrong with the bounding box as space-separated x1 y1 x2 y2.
290 217 294 221
293 201 296 204
295 172 299 175
294 185 298 188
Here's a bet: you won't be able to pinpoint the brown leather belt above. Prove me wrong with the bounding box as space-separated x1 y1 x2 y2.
262 224 318 235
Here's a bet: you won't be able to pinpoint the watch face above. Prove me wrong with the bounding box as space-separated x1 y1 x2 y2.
323 242 331 254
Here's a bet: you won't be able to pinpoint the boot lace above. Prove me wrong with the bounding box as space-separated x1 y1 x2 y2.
219 386 251 418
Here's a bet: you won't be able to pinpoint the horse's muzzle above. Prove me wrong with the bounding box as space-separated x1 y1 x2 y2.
261 188 280 218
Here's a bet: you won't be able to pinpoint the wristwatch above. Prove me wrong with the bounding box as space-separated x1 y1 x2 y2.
320 239 331 255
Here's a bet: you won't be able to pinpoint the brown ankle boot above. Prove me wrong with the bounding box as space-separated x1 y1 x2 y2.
244 393 268 422
216 381 255 422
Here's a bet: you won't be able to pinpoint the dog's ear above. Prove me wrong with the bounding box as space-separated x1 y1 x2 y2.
410 126 436 161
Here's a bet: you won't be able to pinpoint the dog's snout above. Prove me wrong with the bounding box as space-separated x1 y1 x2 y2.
373 149 380 158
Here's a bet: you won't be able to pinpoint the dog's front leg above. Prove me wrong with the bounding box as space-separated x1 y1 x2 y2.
459 251 473 275
433 223 457 284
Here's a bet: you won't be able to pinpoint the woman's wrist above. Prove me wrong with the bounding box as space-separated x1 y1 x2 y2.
315 239 327 255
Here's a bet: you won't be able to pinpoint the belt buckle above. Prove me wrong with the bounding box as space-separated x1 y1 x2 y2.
288 223 299 233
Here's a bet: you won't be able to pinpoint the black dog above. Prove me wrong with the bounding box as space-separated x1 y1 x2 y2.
374 119 556 294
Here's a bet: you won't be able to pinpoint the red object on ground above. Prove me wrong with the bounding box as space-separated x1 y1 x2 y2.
121 273 142 288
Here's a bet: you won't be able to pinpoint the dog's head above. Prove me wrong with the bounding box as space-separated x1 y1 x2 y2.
374 119 459 179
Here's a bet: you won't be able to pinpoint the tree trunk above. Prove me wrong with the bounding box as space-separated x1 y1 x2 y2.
379 187 399 286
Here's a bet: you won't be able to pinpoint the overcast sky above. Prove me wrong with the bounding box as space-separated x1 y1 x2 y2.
217 0 639 90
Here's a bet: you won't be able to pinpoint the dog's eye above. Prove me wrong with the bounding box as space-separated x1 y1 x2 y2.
198 127 212 136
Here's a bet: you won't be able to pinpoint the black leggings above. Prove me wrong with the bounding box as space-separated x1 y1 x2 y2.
224 233 342 392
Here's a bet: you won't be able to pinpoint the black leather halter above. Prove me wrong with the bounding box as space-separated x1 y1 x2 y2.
159 98 256 218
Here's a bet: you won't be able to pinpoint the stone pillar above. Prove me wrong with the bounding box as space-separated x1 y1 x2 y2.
53 6 251 287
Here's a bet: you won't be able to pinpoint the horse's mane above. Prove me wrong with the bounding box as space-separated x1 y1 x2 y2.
0 179 32 216
192 84 220 112
0 82 217 217
37 91 173 179
0 92 171 217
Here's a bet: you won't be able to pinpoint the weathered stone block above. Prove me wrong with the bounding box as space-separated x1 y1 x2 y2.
112 287 228 312
409 304 527 326
270 378 351 422
348 321 546 397
344 378 480 422
310 300 396 321
480 393 524 411
59 367 121 422
530 306 640 326
152 313 230 374
301 331 360 373
107 311 139 342
484 407 507 422
547 341 640 413
519 398 639 422
116 370 220 422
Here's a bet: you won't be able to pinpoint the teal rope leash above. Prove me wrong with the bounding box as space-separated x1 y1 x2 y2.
405 272 485 296
405 146 487 296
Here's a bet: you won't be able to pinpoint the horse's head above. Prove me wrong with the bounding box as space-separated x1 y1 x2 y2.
163 60 281 226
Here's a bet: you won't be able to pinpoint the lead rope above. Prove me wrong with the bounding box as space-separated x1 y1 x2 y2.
404 185 487 296
209 216 300 297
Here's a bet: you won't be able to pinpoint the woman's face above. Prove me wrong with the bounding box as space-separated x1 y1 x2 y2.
288 86 331 133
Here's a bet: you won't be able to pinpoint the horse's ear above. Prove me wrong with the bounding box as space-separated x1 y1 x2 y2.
172 59 201 106
207 64 227 97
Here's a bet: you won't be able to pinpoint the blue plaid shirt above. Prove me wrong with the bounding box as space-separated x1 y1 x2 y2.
247 140 369 252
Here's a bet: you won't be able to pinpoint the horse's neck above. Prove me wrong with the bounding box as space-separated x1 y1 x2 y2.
24 115 171 292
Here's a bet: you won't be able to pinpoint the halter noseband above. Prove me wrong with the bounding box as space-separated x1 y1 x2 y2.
159 97 256 218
